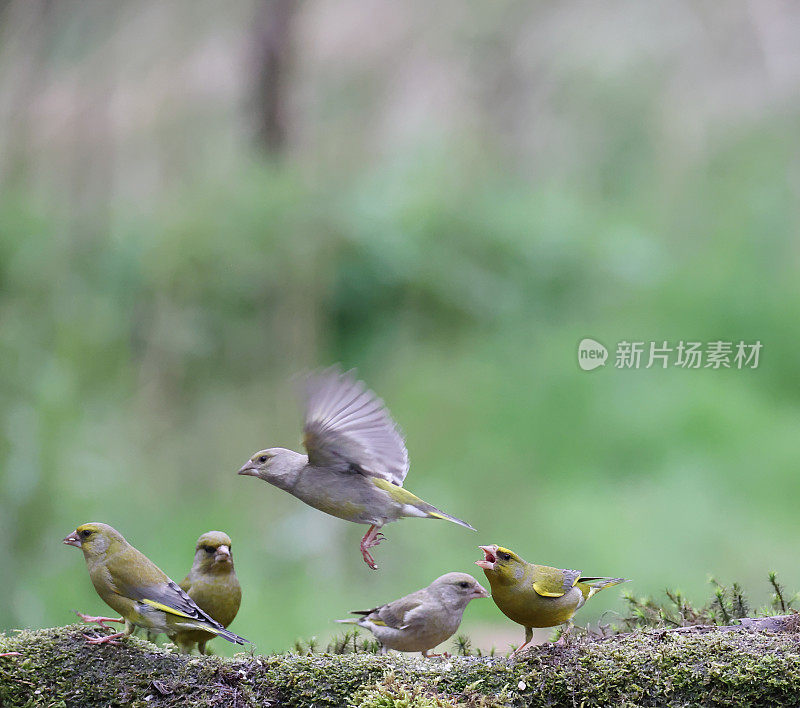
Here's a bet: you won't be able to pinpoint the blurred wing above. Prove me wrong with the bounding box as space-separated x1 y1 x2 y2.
302 367 409 485
532 566 582 598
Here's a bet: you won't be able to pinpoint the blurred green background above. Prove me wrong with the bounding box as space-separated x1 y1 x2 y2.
1 0 799 654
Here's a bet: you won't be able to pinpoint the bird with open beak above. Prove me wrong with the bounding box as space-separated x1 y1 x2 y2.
335 572 488 656
237 367 475 569
477 544 629 654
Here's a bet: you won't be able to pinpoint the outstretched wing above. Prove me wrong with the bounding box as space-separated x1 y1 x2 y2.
302 367 409 485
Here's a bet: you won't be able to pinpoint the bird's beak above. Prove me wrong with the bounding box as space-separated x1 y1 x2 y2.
472 582 490 599
214 545 232 563
237 461 257 476
63 531 81 548
475 545 497 571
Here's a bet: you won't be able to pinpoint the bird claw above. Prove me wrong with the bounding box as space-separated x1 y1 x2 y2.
75 612 124 629
82 632 124 646
0 652 22 658
361 548 379 570
359 525 386 568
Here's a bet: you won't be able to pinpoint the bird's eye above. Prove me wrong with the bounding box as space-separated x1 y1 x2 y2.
258 455 268 463
498 552 511 561
204 546 215 554
458 581 469 589
80 529 92 538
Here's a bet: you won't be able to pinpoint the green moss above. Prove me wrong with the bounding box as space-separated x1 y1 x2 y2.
2 625 800 707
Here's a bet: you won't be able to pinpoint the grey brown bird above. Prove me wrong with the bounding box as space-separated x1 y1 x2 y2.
335 572 488 656
238 368 475 569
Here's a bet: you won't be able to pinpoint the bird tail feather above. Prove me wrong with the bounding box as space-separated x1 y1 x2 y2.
427 507 476 531
579 577 630 600
334 618 360 625
200 623 250 645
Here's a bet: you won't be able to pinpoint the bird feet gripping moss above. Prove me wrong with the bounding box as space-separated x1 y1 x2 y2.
360 525 386 570
75 611 125 630
82 631 126 645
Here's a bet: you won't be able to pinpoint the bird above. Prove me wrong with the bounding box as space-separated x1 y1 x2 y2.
63 522 249 649
169 531 242 654
476 544 628 654
335 572 488 656
237 367 475 569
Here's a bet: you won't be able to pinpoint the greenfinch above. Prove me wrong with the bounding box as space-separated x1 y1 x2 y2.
173 531 242 654
64 522 249 649
476 544 628 653
336 572 488 656
238 367 475 569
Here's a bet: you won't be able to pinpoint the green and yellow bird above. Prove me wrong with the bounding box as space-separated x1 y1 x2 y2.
476 544 628 654
64 522 249 649
238 367 475 569
173 531 242 654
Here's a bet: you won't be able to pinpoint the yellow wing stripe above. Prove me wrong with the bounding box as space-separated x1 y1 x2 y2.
140 598 221 635
141 599 192 618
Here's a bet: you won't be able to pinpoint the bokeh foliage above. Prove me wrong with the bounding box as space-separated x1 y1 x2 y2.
0 0 799 653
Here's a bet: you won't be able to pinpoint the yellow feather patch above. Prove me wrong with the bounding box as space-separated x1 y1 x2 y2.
141 598 192 618
532 582 566 598
427 512 447 520
371 620 387 626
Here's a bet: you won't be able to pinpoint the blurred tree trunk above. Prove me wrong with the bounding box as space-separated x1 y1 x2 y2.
251 0 296 155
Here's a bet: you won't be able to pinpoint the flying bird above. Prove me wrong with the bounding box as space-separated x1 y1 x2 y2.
238 367 475 569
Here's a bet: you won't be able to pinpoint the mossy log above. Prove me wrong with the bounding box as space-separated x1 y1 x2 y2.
2 623 800 707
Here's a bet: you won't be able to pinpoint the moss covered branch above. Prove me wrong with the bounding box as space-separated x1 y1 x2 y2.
2 623 800 707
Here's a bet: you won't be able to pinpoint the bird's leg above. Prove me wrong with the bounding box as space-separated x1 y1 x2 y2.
359 525 385 570
75 611 125 630
81 617 133 646
511 627 534 656
0 653 22 658
421 650 450 659
82 632 126 645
